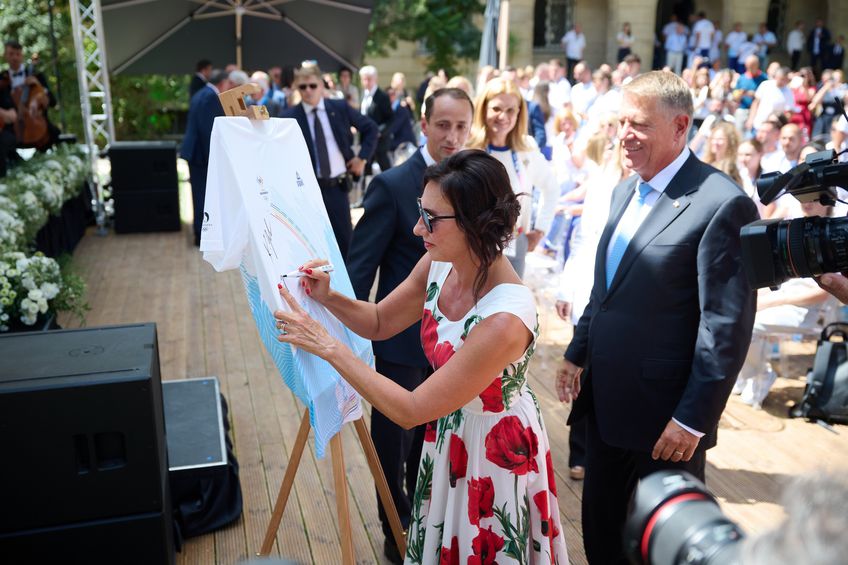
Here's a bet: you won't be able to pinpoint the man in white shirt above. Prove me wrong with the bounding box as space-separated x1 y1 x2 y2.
777 123 803 173
786 20 806 69
547 59 572 112
753 22 778 67
692 12 714 59
725 22 748 73
756 119 785 173
665 23 688 75
747 67 794 132
570 61 597 120
561 24 586 78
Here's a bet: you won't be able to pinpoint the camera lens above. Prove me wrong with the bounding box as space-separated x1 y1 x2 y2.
625 471 744 565
776 216 848 279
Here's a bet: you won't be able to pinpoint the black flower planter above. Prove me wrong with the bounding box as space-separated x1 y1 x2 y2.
6 312 61 333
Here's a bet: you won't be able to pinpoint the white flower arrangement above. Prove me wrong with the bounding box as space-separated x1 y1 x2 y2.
0 251 80 331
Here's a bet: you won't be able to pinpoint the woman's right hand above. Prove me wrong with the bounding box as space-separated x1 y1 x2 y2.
297 259 332 303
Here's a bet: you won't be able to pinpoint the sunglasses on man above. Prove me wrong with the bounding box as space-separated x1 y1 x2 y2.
417 198 456 233
298 83 320 91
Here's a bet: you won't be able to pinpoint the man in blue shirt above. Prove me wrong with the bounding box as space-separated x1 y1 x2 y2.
733 55 767 135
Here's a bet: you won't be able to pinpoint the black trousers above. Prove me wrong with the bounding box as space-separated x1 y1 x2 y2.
318 177 353 260
189 162 208 244
582 411 706 565
791 49 802 70
568 413 587 467
371 358 430 539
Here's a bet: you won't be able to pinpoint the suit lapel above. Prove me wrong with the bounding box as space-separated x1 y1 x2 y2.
597 176 638 297
605 154 702 296
294 104 317 169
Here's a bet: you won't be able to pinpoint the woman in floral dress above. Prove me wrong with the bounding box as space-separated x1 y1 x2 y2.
274 150 568 564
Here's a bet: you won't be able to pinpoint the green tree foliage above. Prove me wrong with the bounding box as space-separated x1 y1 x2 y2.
1 0 188 141
366 0 484 76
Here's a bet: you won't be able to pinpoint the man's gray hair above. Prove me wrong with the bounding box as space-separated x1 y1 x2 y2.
359 65 377 78
621 70 693 120
741 471 848 564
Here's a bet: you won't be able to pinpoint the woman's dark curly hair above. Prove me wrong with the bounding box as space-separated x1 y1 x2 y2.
422 149 521 301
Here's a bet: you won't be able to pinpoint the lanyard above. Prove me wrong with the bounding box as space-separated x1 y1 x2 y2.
486 144 528 195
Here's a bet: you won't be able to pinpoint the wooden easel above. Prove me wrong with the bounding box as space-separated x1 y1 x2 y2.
216 89 406 561
258 410 407 563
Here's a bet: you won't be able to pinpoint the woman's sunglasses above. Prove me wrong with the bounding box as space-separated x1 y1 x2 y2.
417 198 455 233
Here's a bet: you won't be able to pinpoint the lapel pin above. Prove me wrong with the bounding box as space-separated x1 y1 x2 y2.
672 200 680 208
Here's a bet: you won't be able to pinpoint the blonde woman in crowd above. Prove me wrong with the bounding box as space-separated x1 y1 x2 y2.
467 77 559 277
702 121 742 184
446 75 475 100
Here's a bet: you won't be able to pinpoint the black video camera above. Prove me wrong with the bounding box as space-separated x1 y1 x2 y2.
624 471 744 565
740 149 848 289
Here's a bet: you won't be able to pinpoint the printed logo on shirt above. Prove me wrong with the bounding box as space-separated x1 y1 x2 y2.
201 211 213 233
257 175 268 198
296 172 304 187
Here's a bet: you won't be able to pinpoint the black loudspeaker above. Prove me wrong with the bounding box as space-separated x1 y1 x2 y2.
0 323 175 565
110 141 181 233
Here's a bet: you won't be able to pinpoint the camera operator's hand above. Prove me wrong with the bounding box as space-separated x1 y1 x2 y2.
817 273 848 305
652 419 700 463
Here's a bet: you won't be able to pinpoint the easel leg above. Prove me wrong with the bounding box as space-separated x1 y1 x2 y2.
354 417 407 557
259 409 311 556
331 432 355 565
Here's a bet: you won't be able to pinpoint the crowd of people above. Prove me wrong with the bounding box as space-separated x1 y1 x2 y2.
181 15 848 562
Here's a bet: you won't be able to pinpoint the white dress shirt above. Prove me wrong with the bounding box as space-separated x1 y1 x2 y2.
302 99 347 178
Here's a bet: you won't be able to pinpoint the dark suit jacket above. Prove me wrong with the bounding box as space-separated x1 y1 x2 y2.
347 150 429 368
181 86 223 166
387 100 417 151
189 74 207 101
364 87 393 131
282 98 378 173
527 101 548 150
808 27 832 55
565 154 758 452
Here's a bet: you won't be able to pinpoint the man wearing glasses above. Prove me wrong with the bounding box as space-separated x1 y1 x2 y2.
346 87 473 564
283 63 378 259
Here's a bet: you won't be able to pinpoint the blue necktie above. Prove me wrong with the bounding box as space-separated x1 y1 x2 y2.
605 181 653 289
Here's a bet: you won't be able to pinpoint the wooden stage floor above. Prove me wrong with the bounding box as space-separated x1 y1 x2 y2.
57 225 848 565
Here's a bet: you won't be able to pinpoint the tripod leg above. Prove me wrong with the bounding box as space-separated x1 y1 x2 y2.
259 409 311 556
331 432 355 565
354 417 407 556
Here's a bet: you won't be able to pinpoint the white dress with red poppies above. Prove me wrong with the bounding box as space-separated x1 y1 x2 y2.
405 261 568 565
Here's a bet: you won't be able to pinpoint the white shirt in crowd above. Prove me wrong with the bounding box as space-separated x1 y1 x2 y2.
662 21 681 39
737 40 760 61
753 30 777 57
725 30 747 58
665 31 688 53
617 31 634 49
548 78 572 111
751 80 795 129
787 29 805 52
760 149 785 174
570 81 597 117
692 18 714 50
561 30 586 60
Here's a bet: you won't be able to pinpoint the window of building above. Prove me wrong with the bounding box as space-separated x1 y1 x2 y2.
533 0 575 48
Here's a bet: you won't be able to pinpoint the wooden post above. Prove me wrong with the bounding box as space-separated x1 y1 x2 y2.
330 432 355 565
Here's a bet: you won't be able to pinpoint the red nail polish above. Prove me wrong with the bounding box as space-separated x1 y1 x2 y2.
306 288 311 295
277 283 282 289
306 269 312 274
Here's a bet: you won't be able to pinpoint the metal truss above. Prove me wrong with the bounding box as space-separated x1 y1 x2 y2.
69 0 116 231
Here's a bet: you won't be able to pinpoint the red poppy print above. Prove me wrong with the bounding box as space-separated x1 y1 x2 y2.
431 340 456 370
533 490 560 540
424 421 437 443
468 476 495 526
468 526 504 565
421 309 439 357
439 536 459 565
484 416 539 475
449 434 468 488
546 450 557 497
479 378 505 412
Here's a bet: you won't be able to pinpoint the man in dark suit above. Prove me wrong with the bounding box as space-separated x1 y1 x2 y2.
359 65 394 172
347 87 473 564
181 69 231 246
556 71 758 564
283 63 378 260
808 19 832 76
189 59 212 101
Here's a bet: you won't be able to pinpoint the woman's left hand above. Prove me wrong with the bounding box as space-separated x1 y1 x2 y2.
274 283 338 359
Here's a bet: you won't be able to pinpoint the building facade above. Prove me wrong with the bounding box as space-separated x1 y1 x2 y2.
364 0 845 86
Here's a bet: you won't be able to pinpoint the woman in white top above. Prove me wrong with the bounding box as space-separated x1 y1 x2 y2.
467 77 559 278
617 22 634 63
